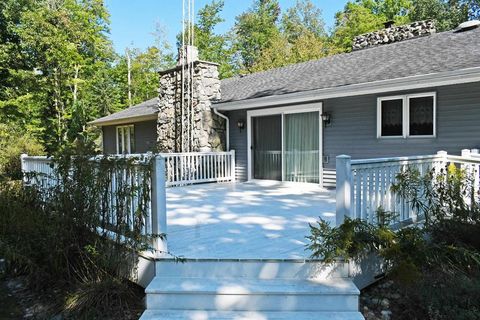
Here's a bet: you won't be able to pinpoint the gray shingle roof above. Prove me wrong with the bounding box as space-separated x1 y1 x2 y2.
218 27 480 103
89 98 158 125
91 27 480 125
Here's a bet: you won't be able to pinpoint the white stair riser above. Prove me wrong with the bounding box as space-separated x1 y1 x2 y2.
146 293 359 312
155 260 349 280
139 310 365 320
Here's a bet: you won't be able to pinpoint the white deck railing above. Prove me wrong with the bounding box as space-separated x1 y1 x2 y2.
21 153 168 256
161 150 235 187
336 149 480 226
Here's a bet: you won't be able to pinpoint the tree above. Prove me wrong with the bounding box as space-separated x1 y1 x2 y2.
177 0 237 78
251 31 335 72
14 0 114 151
331 2 387 51
281 0 326 41
358 0 412 22
233 0 281 72
410 0 480 31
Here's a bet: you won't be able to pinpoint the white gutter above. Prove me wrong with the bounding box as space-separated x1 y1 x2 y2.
213 108 230 151
213 67 480 111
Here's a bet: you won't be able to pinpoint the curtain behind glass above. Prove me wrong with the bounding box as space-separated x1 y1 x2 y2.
283 112 319 183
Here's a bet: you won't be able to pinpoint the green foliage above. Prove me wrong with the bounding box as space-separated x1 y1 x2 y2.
308 165 480 318
0 0 175 156
410 0 480 32
281 0 326 41
233 0 282 72
0 124 44 181
0 143 154 317
332 2 387 51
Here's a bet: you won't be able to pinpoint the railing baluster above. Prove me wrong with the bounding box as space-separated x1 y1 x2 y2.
355 170 361 220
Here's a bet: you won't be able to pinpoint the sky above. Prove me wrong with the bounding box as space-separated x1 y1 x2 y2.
104 0 349 54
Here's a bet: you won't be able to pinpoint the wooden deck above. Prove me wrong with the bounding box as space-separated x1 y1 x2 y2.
165 181 336 260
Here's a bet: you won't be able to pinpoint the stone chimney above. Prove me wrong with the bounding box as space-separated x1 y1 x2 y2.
352 20 436 51
157 46 224 153
177 45 199 66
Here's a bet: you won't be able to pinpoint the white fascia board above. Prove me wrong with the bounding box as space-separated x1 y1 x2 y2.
213 67 480 111
88 114 158 127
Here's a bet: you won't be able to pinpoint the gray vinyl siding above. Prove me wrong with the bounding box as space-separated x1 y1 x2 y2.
323 82 480 168
102 120 157 154
227 82 480 180
226 109 248 181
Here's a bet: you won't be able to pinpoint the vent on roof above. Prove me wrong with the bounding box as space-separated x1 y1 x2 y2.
456 20 480 32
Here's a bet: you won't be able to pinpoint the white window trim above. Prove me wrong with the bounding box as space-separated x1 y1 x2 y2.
376 95 406 139
406 92 437 138
116 125 134 154
377 92 436 139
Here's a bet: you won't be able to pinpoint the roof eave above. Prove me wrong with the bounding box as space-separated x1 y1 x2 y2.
88 113 158 127
213 67 480 111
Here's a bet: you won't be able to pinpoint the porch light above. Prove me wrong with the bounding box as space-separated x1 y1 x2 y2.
237 119 245 131
321 112 331 126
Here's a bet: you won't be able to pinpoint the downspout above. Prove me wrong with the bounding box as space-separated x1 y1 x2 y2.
213 108 230 151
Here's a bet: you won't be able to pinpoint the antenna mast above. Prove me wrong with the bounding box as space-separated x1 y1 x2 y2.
181 0 195 152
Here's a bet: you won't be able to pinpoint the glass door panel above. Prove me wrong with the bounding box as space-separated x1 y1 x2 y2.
283 111 320 183
252 115 282 181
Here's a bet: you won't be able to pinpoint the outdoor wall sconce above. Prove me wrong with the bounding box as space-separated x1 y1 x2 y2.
237 119 245 131
322 112 331 126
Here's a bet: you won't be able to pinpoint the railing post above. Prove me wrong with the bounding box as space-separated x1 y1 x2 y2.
336 155 352 226
20 153 28 184
436 150 448 172
151 155 168 257
461 149 471 157
472 149 480 193
231 150 236 182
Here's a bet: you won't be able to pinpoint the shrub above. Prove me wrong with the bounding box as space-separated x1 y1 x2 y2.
0 141 153 318
308 165 480 319
0 124 44 181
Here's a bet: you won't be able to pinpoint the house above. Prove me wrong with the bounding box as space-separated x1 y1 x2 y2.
90 20 480 189
34 20 480 319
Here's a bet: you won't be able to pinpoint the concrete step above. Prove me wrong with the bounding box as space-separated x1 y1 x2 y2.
139 310 365 320
145 277 359 312
155 259 349 280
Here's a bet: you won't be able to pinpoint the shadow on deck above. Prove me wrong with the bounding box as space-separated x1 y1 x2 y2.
165 180 336 260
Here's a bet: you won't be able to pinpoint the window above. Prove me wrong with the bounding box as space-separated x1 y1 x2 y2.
377 93 436 138
116 125 135 154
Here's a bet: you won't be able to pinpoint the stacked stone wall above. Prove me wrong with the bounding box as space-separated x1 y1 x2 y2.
157 61 225 153
353 20 436 51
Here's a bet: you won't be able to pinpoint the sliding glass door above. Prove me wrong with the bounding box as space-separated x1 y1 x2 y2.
283 112 320 183
252 115 282 181
250 109 321 184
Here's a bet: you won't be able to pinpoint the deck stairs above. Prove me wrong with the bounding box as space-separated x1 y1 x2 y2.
140 259 364 320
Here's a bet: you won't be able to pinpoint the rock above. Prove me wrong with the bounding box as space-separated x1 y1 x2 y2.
390 293 401 299
352 19 436 51
381 298 390 308
381 310 392 320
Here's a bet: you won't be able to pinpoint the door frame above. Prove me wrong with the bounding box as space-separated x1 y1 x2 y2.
246 102 323 186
